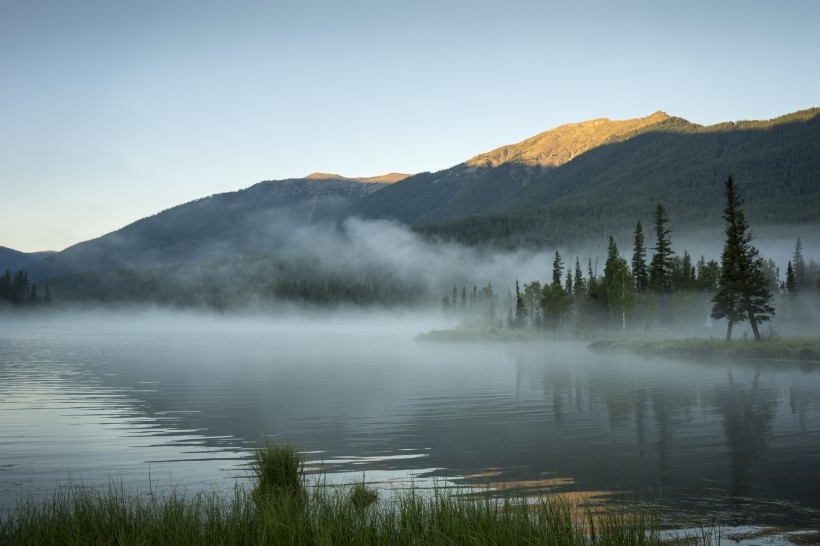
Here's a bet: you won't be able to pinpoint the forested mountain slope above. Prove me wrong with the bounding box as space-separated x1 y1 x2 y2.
0 247 55 274
349 112 674 225
354 109 820 247
27 177 390 282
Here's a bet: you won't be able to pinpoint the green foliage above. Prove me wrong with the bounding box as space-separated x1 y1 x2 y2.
711 176 775 341
648 204 675 293
541 282 573 332
46 253 425 309
631 222 648 292
349 480 379 510
249 440 305 505
0 442 676 545
793 237 810 289
589 337 820 362
552 250 564 286
785 261 797 294
513 279 527 329
0 269 48 307
695 256 721 291
412 110 820 247
603 256 636 334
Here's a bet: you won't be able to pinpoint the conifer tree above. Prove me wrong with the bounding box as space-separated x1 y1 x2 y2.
514 280 527 328
573 258 585 296
710 176 775 341
604 256 635 334
603 235 619 286
793 237 808 289
552 251 563 286
785 261 797 294
632 221 648 292
649 204 675 292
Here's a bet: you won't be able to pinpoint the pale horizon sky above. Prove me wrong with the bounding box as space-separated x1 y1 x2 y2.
2 1 819 252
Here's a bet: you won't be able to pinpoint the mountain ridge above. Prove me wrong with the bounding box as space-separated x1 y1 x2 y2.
349 107 820 240
466 110 672 169
23 106 820 284
304 172 411 183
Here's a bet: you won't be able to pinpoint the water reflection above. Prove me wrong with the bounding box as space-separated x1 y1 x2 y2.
1 325 819 528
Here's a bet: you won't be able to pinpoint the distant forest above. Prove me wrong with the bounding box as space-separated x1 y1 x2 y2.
37 254 426 309
0 270 51 307
441 202 819 339
409 110 820 248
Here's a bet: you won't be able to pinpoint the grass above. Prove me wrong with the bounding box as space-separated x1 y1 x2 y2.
249 439 305 505
0 442 713 545
588 336 820 363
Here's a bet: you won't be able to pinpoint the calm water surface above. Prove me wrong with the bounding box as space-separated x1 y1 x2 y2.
1 312 819 529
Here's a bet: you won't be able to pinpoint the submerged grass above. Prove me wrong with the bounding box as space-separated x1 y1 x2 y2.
1 442 705 545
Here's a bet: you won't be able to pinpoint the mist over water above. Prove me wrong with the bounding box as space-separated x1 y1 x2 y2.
2 310 820 530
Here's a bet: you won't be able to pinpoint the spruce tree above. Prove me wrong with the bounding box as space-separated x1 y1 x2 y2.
573 258 585 296
632 221 648 292
603 235 619 286
793 237 808 289
710 176 775 341
785 261 797 294
514 280 527 328
552 250 563 286
649 204 674 293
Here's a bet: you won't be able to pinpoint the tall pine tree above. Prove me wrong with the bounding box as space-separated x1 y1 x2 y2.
649 204 674 293
793 237 808 289
710 176 775 341
632 221 648 293
785 261 797 294
552 250 563 286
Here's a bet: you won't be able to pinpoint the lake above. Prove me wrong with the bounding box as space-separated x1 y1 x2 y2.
1 310 819 531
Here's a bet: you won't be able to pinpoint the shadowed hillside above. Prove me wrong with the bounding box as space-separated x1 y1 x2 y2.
354 109 820 247
27 177 389 282
0 247 56 273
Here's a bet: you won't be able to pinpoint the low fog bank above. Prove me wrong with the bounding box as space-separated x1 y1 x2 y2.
6 214 820 341
36 215 571 311
0 305 457 339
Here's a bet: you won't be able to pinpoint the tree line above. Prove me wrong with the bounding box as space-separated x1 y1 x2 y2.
443 177 819 341
0 269 51 307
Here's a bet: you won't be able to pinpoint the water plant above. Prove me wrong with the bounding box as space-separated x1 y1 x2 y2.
248 439 305 505
0 441 708 545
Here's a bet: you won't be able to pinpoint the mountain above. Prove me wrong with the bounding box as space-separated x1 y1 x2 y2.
304 172 411 183
27 107 820 294
27 176 392 282
0 246 56 273
352 108 820 247
466 111 672 169
348 112 676 226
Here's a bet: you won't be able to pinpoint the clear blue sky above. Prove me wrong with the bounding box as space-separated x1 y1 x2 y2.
2 0 819 252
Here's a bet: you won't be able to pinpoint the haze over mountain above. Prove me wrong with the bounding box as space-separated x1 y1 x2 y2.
21 107 820 305
26 175 391 282
0 247 56 274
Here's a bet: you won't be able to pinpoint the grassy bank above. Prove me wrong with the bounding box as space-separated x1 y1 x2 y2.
589 336 820 362
1 441 700 545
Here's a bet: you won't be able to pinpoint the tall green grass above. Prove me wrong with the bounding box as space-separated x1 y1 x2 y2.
0 441 704 545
